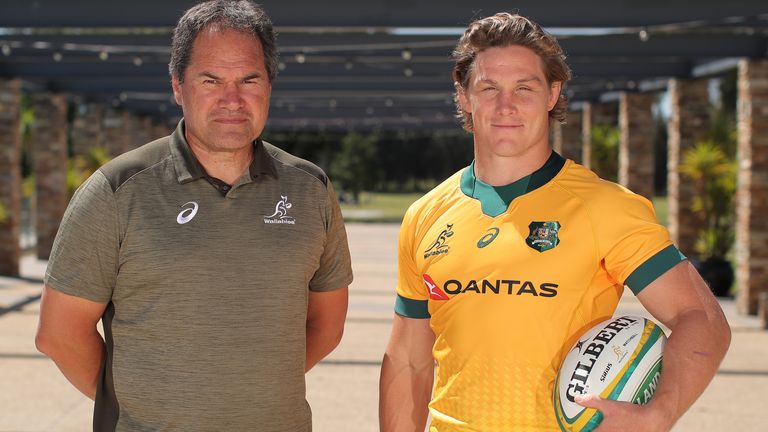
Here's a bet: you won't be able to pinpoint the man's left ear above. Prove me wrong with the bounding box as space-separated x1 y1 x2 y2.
548 81 563 111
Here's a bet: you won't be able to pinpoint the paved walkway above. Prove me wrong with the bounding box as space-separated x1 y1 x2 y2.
1 223 767 431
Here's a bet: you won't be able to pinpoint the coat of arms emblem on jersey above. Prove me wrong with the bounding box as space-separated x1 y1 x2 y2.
526 221 561 252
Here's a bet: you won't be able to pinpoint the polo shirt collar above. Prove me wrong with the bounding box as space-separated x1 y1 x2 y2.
460 150 566 217
169 119 277 185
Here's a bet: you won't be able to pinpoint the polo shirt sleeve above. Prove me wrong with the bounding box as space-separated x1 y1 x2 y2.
597 189 685 295
44 170 119 303
395 205 430 319
308 179 353 292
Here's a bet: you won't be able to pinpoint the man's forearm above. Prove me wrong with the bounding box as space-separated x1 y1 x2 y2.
379 353 434 432
646 308 731 427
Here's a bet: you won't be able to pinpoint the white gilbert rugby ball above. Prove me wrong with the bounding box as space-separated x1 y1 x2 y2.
553 315 666 432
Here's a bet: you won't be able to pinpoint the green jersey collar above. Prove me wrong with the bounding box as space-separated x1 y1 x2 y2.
460 151 566 217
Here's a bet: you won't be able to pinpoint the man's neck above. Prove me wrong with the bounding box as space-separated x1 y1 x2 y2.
188 141 254 185
473 145 552 187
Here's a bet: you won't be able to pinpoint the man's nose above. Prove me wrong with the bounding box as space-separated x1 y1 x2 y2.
497 91 518 115
220 83 244 109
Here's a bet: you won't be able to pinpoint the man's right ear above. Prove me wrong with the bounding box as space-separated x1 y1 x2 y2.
171 77 183 106
455 83 471 115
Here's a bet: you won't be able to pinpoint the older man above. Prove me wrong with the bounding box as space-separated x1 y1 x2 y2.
36 1 352 430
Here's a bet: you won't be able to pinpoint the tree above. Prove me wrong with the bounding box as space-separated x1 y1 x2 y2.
329 132 379 203
590 124 620 182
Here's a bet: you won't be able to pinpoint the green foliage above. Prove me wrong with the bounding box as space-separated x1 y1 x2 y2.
0 202 7 225
329 133 380 203
67 147 111 199
590 124 619 182
680 141 736 260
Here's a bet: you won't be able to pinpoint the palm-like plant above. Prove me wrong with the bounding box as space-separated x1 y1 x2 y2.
679 140 736 260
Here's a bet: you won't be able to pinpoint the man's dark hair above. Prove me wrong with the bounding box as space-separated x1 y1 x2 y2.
169 0 278 82
452 12 572 131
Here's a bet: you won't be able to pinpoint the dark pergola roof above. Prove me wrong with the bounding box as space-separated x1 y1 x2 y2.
1 0 766 131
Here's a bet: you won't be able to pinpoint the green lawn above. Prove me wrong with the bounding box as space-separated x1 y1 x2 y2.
340 192 423 223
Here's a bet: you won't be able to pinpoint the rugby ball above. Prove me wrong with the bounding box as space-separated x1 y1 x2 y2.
553 315 667 432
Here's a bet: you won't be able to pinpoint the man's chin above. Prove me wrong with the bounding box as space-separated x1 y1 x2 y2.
206 134 257 151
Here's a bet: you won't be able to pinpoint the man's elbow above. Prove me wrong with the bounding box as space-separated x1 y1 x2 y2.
35 327 58 358
329 325 344 350
715 314 732 355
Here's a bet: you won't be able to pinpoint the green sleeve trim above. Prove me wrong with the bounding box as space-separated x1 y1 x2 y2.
395 294 431 319
625 245 687 295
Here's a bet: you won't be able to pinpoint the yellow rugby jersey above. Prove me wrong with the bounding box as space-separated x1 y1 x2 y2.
395 151 684 432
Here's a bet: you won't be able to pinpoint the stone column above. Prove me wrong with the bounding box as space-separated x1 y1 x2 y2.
667 79 709 257
0 80 23 276
103 109 130 157
553 110 582 162
71 103 104 157
619 92 656 200
31 93 69 260
736 59 768 315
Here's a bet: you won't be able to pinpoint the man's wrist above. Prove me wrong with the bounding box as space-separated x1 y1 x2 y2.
644 398 678 432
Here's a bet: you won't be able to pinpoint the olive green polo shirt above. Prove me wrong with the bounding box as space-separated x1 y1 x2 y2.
45 121 353 431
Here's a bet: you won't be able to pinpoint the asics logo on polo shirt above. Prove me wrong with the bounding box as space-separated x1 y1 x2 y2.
177 202 199 225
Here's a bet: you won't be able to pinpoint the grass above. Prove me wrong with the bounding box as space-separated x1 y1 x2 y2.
340 192 423 223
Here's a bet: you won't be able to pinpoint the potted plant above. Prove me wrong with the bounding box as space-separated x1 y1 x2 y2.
680 140 736 296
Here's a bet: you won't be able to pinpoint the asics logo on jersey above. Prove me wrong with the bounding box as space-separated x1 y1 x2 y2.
477 227 500 248
264 195 296 225
423 274 450 301
424 224 454 259
176 201 199 224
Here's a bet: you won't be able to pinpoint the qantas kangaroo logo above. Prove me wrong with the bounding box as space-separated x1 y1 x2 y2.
423 274 450 301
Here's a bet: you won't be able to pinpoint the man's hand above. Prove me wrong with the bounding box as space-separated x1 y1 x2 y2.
575 394 674 432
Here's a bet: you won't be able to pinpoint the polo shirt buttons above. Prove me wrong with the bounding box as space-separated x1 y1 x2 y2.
221 185 231 192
